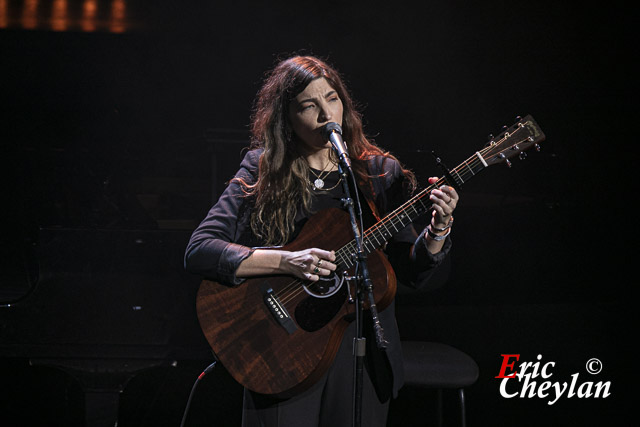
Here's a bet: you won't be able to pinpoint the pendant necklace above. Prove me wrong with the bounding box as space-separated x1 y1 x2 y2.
314 174 342 191
309 160 333 190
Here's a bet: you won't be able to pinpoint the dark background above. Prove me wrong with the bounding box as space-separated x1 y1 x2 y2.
1 1 634 426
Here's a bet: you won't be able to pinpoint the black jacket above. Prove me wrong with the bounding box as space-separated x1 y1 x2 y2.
185 148 451 398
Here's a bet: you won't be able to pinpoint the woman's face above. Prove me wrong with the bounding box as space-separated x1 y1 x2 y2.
288 77 344 152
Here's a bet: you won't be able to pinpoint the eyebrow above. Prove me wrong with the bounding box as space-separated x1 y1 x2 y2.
297 90 338 104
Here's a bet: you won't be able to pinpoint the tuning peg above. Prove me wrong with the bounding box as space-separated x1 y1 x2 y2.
515 115 522 123
498 153 512 168
519 151 527 160
534 143 541 152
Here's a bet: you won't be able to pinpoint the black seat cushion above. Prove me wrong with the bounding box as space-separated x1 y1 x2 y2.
402 341 479 388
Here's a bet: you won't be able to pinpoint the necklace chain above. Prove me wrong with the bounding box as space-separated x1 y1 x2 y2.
311 174 342 191
309 159 336 190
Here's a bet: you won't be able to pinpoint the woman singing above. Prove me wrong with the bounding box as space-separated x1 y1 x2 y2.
185 55 459 427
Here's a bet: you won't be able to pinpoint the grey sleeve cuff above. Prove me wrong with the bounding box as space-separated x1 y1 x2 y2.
217 243 255 286
412 227 452 268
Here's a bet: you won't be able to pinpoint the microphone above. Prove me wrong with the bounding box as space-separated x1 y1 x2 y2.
323 122 351 169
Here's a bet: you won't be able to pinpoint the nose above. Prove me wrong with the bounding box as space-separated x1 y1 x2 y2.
318 102 332 123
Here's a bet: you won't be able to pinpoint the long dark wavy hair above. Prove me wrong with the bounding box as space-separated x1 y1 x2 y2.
238 55 416 245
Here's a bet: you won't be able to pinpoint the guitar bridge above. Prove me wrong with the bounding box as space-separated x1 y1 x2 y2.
264 288 297 334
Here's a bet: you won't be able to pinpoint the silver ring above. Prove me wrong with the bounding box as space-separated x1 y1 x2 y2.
317 259 323 267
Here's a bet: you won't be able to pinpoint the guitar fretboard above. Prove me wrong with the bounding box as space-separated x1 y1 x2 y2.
333 152 486 269
333 116 542 270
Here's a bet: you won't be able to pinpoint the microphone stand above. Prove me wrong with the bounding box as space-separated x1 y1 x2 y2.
336 159 387 427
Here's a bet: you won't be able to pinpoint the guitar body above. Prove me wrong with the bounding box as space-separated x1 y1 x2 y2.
196 208 397 397
196 114 545 397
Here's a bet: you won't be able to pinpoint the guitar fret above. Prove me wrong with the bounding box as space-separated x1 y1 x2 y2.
341 183 436 260
335 132 509 268
451 168 465 185
407 204 418 218
380 221 392 237
463 159 476 176
397 212 408 226
364 239 374 254
415 196 429 215
336 249 349 268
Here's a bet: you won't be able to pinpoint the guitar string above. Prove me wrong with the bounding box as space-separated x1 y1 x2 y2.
277 239 360 306
275 134 528 307
274 240 355 306
371 129 529 229
275 242 353 305
276 133 532 308
278 150 531 308
274 129 533 308
275 242 353 303
361 131 534 250
279 245 355 305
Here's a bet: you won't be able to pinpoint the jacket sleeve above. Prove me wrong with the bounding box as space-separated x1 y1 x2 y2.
184 149 260 286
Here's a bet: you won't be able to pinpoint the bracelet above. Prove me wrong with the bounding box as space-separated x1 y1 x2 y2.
430 216 454 232
426 225 451 241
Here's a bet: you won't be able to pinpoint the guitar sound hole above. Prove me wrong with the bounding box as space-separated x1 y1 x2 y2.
303 272 343 297
295 286 348 332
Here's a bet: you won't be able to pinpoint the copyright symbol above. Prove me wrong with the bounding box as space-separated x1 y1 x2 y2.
586 358 602 374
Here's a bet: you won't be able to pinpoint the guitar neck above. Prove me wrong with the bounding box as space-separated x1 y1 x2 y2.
334 151 485 269
333 114 545 270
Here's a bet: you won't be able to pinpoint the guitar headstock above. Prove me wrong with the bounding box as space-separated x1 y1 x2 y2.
481 115 546 168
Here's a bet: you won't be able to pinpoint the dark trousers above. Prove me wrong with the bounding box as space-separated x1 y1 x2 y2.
241 323 390 427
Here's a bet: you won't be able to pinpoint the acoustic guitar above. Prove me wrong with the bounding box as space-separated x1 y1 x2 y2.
196 115 545 397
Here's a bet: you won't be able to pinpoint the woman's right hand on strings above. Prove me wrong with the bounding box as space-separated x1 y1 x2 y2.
279 248 337 281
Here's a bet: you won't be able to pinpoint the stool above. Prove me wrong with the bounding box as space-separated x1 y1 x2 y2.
401 341 479 427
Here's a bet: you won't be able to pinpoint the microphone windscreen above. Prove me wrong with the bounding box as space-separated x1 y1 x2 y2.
323 122 342 138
